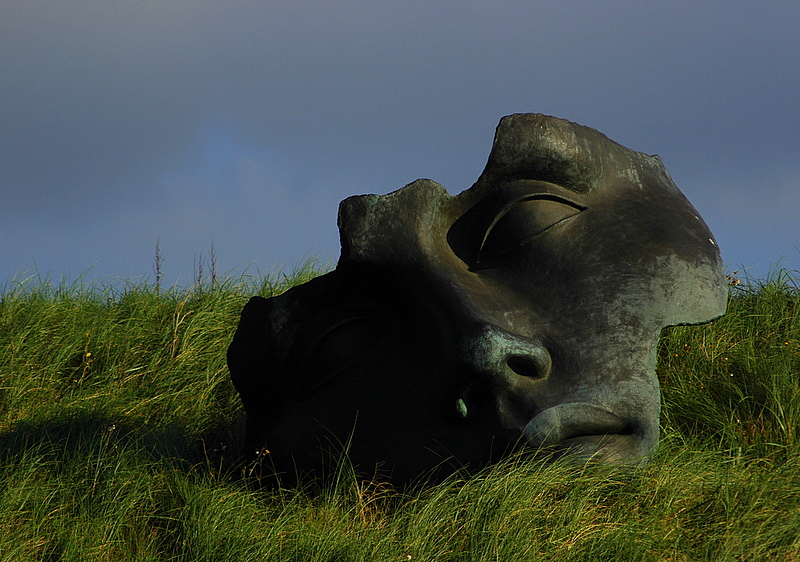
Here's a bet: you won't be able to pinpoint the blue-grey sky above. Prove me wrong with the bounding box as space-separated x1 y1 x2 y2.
2 1 798 287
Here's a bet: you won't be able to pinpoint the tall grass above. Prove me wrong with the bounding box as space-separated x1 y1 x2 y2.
659 270 800 462
1 264 799 561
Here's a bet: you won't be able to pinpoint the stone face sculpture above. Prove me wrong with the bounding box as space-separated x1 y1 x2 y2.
228 114 727 485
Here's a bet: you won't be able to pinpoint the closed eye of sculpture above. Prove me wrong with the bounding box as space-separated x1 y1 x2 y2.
476 191 586 266
292 304 388 392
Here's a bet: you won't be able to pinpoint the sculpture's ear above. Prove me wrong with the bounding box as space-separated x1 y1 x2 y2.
228 296 288 428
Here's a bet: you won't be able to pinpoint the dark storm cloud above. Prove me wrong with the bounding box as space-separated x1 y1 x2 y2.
1 1 798 283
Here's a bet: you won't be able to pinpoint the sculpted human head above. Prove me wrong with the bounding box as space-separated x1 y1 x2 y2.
228 114 727 484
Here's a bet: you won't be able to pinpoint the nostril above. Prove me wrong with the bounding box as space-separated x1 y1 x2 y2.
467 326 552 382
507 353 549 380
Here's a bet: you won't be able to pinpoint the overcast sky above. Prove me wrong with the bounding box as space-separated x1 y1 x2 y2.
2 1 798 288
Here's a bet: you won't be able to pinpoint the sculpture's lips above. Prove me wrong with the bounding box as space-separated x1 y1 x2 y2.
523 402 638 461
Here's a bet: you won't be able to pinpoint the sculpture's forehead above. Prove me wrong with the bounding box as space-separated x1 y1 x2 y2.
336 114 727 328
339 113 715 266
474 112 665 194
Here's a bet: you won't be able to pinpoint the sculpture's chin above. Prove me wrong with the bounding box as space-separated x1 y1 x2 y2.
548 434 650 465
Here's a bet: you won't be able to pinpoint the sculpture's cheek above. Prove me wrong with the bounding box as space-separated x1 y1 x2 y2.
257 338 516 484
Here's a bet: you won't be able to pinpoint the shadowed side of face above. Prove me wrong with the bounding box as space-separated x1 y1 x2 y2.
228 114 727 485
228 263 513 485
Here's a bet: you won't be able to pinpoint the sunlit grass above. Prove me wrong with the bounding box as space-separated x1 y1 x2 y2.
1 263 799 560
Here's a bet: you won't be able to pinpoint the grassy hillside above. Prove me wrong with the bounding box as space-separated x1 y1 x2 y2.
1 266 798 561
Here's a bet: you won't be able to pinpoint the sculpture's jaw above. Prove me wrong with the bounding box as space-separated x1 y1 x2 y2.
533 434 650 465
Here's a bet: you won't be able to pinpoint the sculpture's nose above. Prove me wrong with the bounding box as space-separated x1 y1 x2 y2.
466 326 552 384
461 326 555 430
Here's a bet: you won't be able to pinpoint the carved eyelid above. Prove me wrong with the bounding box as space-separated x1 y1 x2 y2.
297 306 387 396
476 188 587 265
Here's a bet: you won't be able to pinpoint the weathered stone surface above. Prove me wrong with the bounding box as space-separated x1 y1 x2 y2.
228 114 727 485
